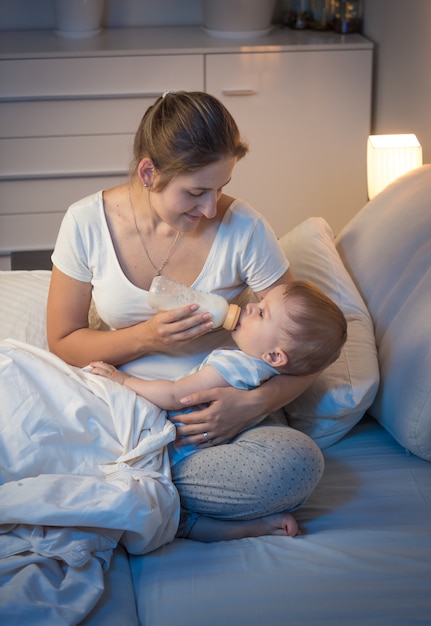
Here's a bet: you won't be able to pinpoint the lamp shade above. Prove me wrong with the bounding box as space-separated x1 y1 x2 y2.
367 134 423 199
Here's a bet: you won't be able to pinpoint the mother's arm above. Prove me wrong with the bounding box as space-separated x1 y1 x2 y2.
175 371 318 447
46 266 214 367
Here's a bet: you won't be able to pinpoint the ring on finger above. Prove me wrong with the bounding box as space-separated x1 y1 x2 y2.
202 432 210 443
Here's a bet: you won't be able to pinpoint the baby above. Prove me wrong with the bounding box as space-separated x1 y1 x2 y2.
91 279 346 441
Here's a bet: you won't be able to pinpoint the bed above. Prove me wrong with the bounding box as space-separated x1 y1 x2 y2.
1 165 430 625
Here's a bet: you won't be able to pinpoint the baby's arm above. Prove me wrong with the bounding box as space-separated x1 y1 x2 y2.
89 361 229 410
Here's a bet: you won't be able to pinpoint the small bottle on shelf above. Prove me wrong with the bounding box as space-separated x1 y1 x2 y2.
284 0 311 30
309 0 333 30
332 0 363 34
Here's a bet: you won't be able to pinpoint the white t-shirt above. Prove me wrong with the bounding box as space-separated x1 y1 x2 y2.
52 191 289 380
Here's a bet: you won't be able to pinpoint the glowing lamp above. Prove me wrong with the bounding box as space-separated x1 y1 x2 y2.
367 134 423 199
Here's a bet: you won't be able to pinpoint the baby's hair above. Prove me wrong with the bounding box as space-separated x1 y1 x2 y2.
131 91 249 190
280 281 347 375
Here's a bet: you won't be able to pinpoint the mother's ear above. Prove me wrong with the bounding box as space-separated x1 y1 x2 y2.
137 157 155 187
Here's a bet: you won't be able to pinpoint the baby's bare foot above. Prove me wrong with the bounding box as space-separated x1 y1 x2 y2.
188 511 300 543
271 512 300 537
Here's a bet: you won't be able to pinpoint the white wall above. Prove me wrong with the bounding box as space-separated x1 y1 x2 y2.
363 0 431 164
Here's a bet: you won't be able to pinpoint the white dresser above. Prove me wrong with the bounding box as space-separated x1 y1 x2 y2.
0 26 373 265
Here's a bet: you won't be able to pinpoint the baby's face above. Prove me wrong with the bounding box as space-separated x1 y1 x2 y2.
231 285 288 360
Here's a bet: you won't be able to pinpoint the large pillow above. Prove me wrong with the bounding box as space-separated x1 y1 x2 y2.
279 217 379 448
0 270 104 349
336 165 431 462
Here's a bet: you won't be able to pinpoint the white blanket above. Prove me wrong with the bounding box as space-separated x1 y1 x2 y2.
0 339 179 625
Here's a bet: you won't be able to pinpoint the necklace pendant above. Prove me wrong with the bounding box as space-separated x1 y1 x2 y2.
156 259 168 276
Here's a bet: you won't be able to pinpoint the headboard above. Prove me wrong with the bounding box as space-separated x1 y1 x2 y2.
10 250 53 271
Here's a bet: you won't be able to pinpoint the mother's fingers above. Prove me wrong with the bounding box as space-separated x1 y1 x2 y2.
158 307 213 333
173 419 228 447
176 432 221 449
145 307 214 350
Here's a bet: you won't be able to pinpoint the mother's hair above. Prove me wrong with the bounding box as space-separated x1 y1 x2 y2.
131 91 249 190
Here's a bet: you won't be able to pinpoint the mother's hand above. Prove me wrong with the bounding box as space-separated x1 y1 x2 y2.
172 386 262 448
143 305 214 353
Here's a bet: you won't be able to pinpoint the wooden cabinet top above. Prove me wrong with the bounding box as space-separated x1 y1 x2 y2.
0 26 373 60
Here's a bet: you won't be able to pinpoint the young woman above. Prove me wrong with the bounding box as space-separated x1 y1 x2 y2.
47 91 324 541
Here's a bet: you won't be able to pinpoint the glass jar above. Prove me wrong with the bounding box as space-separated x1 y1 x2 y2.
309 0 333 30
332 0 363 34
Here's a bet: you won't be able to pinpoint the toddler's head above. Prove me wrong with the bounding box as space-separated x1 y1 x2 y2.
232 280 347 375
276 281 347 375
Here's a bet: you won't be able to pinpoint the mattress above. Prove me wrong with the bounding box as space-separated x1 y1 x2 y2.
129 416 431 626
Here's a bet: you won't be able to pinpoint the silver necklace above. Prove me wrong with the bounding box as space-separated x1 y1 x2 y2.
129 186 181 276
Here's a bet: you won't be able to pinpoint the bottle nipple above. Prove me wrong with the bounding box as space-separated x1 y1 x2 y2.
223 304 241 331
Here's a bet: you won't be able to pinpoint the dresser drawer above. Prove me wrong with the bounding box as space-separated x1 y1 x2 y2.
0 135 133 179
0 175 125 253
0 97 153 137
0 54 203 99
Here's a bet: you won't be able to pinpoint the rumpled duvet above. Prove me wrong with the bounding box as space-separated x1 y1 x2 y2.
0 339 179 625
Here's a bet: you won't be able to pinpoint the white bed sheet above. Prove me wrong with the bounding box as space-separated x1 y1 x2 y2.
130 417 431 626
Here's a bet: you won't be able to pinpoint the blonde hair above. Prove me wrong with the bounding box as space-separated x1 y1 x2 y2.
131 91 248 190
280 281 347 376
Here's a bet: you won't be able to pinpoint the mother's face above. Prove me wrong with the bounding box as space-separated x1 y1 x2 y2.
151 157 237 232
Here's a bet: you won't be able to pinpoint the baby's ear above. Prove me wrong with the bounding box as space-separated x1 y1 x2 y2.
262 349 288 369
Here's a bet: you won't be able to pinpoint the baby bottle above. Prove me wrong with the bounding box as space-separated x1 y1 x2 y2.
147 275 241 331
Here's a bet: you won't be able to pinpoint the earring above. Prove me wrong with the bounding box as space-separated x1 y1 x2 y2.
144 183 149 188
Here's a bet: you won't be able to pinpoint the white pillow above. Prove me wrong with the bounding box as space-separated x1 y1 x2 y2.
0 270 105 350
0 270 51 350
279 217 379 448
336 165 431 462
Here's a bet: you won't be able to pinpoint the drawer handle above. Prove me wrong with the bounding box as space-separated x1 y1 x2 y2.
222 89 257 97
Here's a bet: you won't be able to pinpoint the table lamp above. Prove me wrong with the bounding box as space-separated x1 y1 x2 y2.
367 134 422 199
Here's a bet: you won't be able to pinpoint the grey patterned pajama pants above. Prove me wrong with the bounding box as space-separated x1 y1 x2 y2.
171 411 324 538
